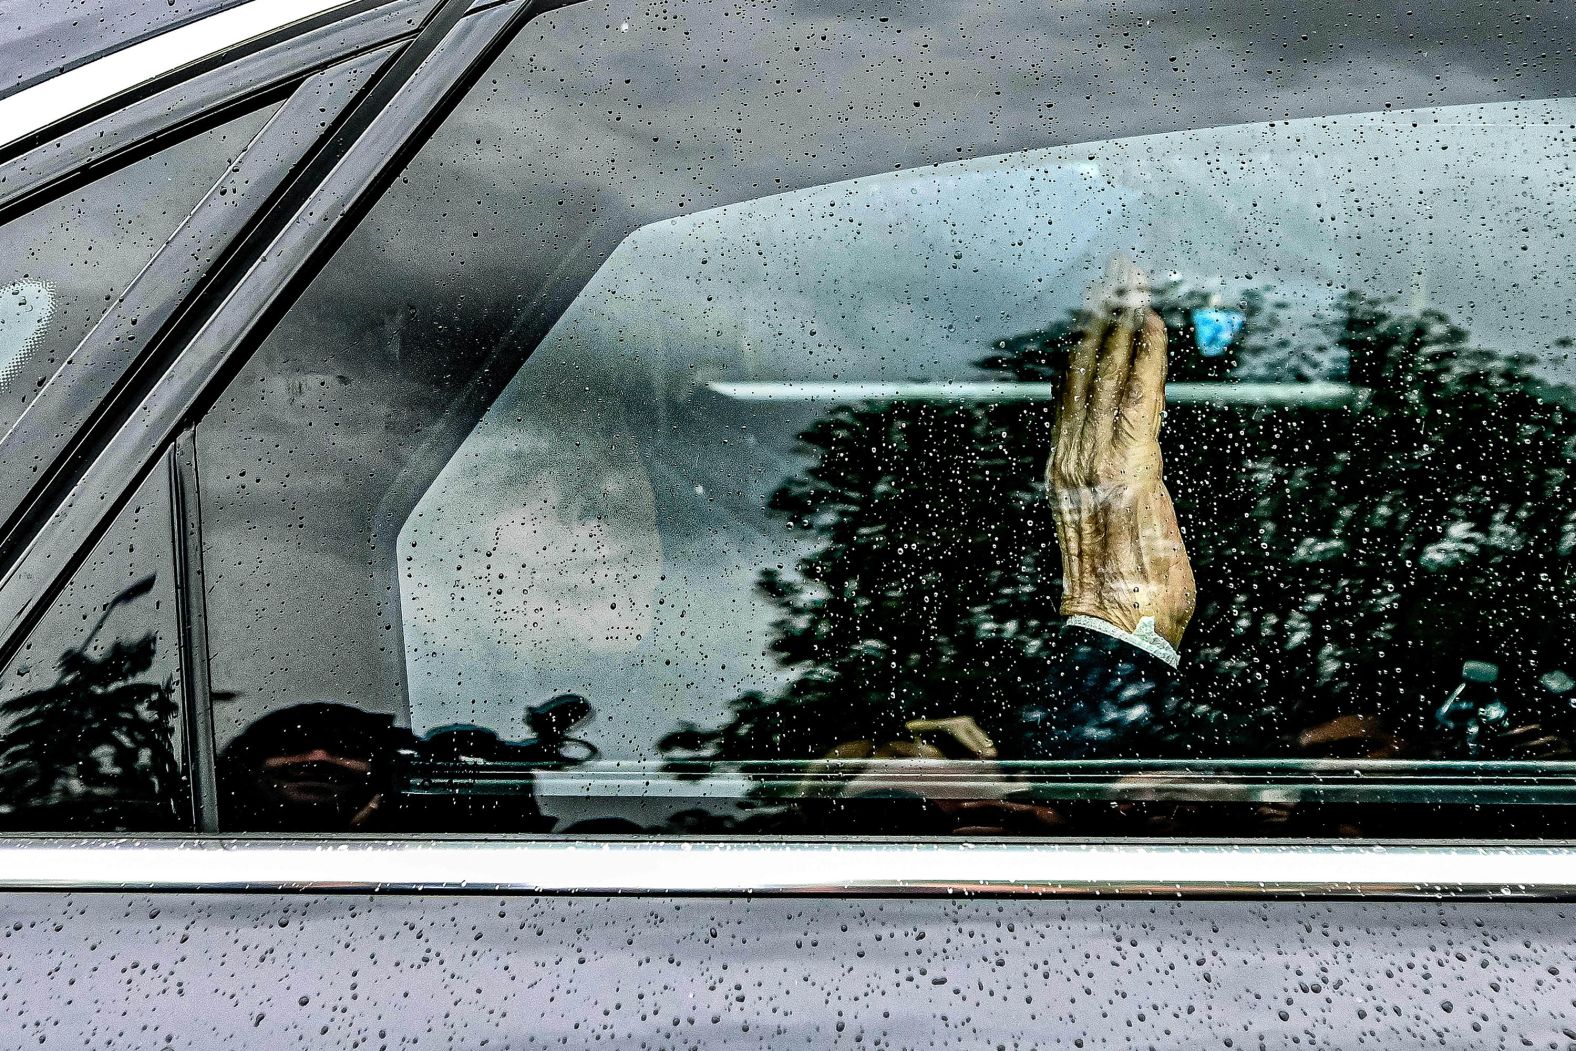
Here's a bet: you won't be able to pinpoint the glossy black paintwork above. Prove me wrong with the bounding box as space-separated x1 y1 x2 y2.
0 0 252 99
0 0 435 220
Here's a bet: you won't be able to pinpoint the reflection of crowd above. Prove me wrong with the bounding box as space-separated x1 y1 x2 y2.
794 679 1576 840
219 695 599 834
221 673 1576 837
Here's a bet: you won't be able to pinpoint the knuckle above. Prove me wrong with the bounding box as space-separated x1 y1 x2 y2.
1045 459 1081 492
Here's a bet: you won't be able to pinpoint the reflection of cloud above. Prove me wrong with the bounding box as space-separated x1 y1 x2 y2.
310 0 1570 338
395 97 1576 753
407 440 660 655
567 162 1129 384
200 0 1573 758
399 357 664 735
541 100 1576 385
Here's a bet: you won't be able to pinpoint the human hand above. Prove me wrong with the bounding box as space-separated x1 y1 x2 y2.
1047 259 1194 648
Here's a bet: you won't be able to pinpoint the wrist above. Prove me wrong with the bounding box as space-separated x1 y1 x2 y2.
1059 592 1186 647
1053 480 1194 648
1058 548 1193 648
1062 613 1181 668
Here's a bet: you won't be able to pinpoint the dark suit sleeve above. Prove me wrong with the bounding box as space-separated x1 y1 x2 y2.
1002 624 1180 760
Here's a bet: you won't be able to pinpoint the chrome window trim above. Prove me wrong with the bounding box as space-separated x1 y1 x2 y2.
0 839 1573 898
0 0 365 153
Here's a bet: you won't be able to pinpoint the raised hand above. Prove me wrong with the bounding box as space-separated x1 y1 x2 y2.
1047 259 1195 649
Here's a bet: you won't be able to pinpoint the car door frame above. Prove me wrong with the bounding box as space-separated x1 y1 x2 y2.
0 0 462 827
1 0 1573 901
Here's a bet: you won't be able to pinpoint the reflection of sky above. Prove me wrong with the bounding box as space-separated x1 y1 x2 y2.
561 163 1126 384
402 99 1576 749
184 0 1574 749
539 98 1576 379
0 104 273 428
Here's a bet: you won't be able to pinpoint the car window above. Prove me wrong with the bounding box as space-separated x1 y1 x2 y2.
0 103 278 441
0 460 185 831
195 0 1576 836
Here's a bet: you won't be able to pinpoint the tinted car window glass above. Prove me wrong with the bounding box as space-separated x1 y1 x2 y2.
0 461 185 831
0 103 277 437
197 0 1576 836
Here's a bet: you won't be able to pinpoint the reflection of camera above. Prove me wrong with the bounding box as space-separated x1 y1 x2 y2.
406 693 599 769
391 694 598 833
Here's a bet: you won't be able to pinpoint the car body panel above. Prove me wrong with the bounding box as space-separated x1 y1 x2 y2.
0 891 1572 1047
0 0 1574 1045
0 0 434 219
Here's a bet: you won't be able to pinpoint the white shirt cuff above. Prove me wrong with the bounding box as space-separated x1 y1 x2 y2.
1063 614 1181 669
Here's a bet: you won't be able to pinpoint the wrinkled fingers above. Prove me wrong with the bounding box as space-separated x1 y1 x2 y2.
1082 309 1139 454
1119 311 1168 440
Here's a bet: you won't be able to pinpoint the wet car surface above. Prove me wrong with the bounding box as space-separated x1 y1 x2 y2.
0 0 1574 1045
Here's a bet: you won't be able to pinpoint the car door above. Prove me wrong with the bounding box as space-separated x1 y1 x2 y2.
2 0 1576 1047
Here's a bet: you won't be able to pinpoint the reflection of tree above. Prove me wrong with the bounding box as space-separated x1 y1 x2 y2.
0 576 182 830
663 290 1576 763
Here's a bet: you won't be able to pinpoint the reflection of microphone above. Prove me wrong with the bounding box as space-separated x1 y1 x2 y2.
1191 307 1245 358
1435 661 1508 759
526 693 599 763
417 694 598 765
